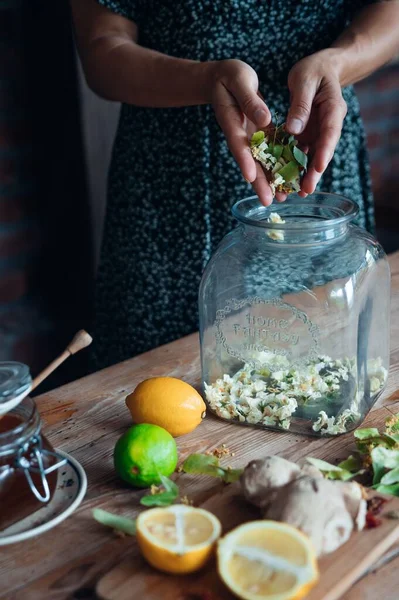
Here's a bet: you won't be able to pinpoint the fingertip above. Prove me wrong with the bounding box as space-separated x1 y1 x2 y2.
243 162 257 184
286 117 305 135
257 188 273 206
254 107 271 129
275 192 287 202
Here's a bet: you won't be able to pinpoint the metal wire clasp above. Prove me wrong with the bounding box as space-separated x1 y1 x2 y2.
15 435 67 502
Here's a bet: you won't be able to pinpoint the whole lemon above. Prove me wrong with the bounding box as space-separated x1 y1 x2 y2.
126 377 206 437
114 423 178 488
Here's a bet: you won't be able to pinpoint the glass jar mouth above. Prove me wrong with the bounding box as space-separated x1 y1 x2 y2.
232 193 359 231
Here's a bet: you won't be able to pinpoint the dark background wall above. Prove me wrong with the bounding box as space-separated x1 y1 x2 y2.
0 0 92 390
0 0 398 390
356 64 399 253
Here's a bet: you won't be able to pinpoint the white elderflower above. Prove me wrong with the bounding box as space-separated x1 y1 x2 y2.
312 409 359 435
312 411 335 433
370 377 382 394
253 379 267 393
246 409 263 424
267 211 285 241
204 353 386 434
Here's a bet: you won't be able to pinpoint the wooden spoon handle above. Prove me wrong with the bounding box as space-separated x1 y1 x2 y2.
31 330 93 392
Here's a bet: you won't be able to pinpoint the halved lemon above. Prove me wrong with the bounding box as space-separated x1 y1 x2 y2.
217 521 319 600
136 505 222 574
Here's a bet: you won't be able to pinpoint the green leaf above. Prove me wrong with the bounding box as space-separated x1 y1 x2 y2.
140 475 179 507
338 454 363 472
140 492 177 507
292 145 308 170
251 131 265 147
277 161 300 183
307 457 343 472
381 433 399 446
93 509 136 535
182 453 243 483
182 454 224 477
380 466 399 486
282 144 295 163
355 433 397 453
222 468 244 483
306 457 355 480
374 483 399 497
354 428 380 440
371 446 399 485
371 447 399 470
159 475 179 496
272 144 283 160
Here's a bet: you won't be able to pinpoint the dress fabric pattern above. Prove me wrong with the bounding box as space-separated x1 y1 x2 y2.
93 0 376 369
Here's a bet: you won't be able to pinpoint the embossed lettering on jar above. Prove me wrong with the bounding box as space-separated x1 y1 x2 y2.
199 194 390 436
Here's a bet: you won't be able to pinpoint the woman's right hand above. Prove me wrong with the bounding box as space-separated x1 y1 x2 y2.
209 59 275 205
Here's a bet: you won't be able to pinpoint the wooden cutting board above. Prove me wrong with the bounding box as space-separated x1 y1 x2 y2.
96 483 399 600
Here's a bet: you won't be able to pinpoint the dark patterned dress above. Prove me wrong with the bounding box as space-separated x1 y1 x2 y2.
93 0 376 370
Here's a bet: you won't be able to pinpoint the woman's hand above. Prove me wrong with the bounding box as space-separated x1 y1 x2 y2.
210 59 276 206
286 50 347 197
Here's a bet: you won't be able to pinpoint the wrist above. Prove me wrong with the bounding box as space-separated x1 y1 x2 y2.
192 60 221 104
196 58 249 105
314 48 348 86
329 31 369 87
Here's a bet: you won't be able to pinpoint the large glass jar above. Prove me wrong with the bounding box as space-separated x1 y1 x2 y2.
199 194 390 437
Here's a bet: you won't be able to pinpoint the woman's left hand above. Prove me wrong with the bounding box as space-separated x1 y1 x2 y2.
286 49 347 197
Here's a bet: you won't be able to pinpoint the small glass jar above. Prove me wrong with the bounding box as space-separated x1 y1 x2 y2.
0 363 66 531
199 194 390 436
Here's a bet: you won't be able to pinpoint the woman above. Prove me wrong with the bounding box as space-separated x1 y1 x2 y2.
71 0 399 370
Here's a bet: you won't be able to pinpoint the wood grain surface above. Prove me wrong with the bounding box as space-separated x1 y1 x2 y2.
1 252 399 600
95 484 399 600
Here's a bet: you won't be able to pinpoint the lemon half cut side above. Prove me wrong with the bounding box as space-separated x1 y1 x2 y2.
217 520 319 600
136 504 222 574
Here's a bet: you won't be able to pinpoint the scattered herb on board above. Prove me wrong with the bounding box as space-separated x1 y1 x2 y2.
140 475 179 507
182 453 243 484
93 508 136 536
93 476 180 535
307 413 399 497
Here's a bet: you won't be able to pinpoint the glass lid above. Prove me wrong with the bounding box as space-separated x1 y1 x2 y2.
0 362 32 415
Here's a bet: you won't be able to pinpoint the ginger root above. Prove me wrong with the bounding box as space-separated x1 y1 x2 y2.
240 456 366 557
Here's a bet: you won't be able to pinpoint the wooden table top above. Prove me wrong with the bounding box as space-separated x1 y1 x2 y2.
1 251 399 600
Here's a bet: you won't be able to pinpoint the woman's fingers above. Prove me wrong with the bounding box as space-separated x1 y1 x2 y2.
275 191 288 202
212 82 257 182
252 161 274 206
212 60 272 184
300 166 322 195
286 70 317 135
228 71 271 130
313 95 347 174
300 92 346 195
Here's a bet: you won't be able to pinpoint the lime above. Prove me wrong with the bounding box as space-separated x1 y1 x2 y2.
113 423 178 488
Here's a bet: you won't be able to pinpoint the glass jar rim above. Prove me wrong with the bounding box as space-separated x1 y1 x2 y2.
231 192 359 231
0 361 31 401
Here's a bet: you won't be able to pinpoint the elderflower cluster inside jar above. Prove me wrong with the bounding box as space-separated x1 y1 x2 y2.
199 194 390 436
